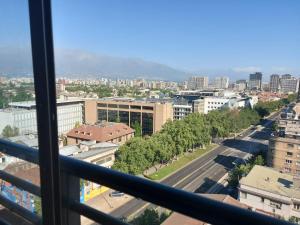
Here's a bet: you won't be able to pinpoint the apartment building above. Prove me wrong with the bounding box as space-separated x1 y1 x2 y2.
248 72 262 90
0 99 84 135
268 103 300 175
280 76 299 93
211 76 229 89
187 76 209 90
239 165 300 221
84 98 173 135
270 74 280 93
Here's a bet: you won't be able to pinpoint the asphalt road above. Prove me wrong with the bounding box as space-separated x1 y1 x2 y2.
108 111 280 219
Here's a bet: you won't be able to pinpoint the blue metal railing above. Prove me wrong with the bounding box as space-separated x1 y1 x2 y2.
0 139 294 225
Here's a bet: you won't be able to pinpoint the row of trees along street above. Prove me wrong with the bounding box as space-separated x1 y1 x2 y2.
112 94 296 175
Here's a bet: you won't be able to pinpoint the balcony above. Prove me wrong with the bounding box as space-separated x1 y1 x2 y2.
0 1 294 225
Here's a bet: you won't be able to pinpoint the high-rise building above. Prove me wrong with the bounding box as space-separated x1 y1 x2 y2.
280 75 299 93
248 72 262 90
269 74 280 93
212 76 229 89
187 76 209 90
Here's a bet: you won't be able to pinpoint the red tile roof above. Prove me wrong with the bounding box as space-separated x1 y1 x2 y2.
67 123 134 142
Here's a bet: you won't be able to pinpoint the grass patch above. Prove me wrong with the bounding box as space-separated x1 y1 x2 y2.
147 144 217 180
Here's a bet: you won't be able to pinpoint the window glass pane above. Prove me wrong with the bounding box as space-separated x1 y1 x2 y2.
0 1 41 219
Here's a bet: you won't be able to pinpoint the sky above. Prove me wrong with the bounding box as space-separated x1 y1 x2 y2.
1 0 300 78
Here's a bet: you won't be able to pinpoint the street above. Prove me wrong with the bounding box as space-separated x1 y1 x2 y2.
108 112 278 220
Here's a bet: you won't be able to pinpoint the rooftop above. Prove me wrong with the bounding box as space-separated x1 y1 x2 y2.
67 122 134 142
240 165 300 199
8 98 84 109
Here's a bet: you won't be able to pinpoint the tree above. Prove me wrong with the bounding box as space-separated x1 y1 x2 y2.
2 125 19 138
132 121 142 137
33 196 42 216
131 209 161 225
74 121 81 128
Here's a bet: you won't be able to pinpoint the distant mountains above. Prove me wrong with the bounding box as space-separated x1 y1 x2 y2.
0 47 188 81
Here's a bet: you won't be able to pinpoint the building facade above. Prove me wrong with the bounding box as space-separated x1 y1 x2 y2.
212 76 229 89
248 72 262 90
268 104 300 175
84 98 173 135
270 74 280 93
187 76 209 90
280 76 299 93
173 104 192 120
0 99 84 135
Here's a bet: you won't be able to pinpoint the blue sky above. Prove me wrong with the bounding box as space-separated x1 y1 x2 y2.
1 0 300 77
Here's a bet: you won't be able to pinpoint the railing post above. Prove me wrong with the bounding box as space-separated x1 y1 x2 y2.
61 171 81 225
28 0 62 224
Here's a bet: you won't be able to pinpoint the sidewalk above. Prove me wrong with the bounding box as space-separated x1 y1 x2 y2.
81 189 134 225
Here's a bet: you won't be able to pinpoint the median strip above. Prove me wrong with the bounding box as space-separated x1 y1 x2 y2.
145 144 218 181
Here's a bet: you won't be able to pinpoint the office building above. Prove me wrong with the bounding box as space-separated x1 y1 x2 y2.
248 72 262 90
66 123 134 145
187 76 209 90
173 104 192 120
280 76 299 93
212 76 229 89
239 165 300 220
270 74 280 93
0 99 84 135
84 98 173 135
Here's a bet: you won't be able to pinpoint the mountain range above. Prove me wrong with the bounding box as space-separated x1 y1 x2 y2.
0 47 188 81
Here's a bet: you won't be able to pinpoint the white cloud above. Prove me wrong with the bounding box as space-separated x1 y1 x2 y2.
271 66 289 72
232 66 261 73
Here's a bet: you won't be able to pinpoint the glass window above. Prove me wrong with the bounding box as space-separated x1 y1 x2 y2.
143 106 154 111
108 110 118 122
97 109 107 122
97 103 107 108
119 111 129 125
142 113 153 135
131 105 141 110
119 104 129 109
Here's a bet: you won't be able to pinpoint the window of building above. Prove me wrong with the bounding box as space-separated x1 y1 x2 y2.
131 105 142 110
261 197 264 203
107 104 118 108
294 204 300 211
119 104 129 109
97 103 107 107
286 159 293 164
288 144 294 148
284 167 292 172
270 201 282 209
287 152 293 157
143 106 154 111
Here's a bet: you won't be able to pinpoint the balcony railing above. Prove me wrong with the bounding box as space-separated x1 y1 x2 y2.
0 138 294 225
0 0 295 224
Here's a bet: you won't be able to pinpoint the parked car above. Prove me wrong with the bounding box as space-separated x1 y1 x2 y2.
109 191 125 197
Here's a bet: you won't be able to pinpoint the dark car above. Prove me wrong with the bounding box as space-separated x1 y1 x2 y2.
109 191 125 197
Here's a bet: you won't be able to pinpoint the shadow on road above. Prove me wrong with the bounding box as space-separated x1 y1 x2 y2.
213 154 238 171
249 130 270 140
195 177 226 193
223 139 268 153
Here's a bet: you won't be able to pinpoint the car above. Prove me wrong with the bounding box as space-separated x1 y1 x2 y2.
109 191 125 197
